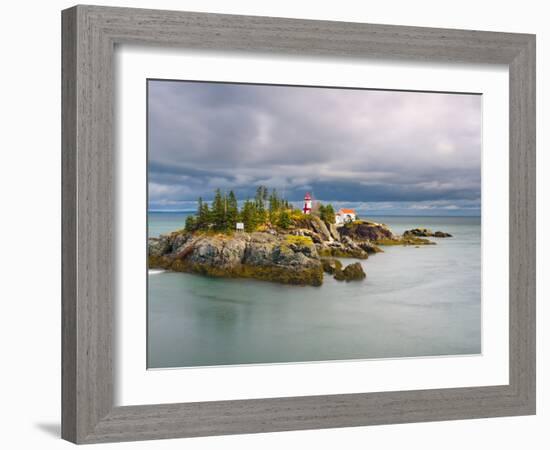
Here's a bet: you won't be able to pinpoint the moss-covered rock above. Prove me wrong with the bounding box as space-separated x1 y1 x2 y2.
375 236 435 246
290 228 323 244
284 234 314 247
339 220 395 242
328 222 340 241
148 254 174 270
148 217 443 287
148 231 323 286
166 259 323 286
321 258 343 274
334 262 366 282
318 246 369 259
317 235 369 259
358 241 384 254
404 228 452 238
291 215 332 241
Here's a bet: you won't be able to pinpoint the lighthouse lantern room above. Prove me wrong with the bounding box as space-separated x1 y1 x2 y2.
303 192 312 214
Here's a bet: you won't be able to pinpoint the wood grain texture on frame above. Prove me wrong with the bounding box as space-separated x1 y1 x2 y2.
61 5 536 444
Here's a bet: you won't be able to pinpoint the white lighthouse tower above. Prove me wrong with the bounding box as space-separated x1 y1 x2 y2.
303 192 312 214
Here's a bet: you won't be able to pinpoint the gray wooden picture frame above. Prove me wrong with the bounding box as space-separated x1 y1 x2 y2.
61 4 536 444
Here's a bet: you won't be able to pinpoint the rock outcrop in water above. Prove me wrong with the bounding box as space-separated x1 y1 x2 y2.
149 232 324 286
321 257 343 274
148 218 452 286
339 220 394 242
334 262 366 282
322 258 366 281
403 228 453 238
339 220 437 246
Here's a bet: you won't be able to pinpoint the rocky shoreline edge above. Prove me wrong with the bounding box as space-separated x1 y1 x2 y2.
148 217 452 286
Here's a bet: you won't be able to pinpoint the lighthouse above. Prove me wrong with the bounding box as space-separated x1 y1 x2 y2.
303 192 312 214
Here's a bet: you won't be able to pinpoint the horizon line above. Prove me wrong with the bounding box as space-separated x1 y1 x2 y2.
147 209 481 217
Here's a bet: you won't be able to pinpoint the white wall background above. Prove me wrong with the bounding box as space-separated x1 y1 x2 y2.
0 1 546 448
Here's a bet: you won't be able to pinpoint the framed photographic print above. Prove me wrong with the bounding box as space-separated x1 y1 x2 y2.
62 5 536 444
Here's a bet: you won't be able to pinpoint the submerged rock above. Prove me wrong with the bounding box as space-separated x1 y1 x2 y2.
334 262 366 282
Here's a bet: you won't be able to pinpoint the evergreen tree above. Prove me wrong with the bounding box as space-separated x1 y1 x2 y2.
211 188 226 231
188 186 301 233
201 203 211 228
323 204 336 224
241 199 258 232
268 189 280 222
196 197 204 221
196 197 210 229
318 204 326 219
277 209 291 229
226 190 239 230
319 203 336 224
185 215 196 231
255 186 268 224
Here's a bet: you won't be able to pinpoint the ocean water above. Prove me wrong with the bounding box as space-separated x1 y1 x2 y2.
148 211 191 238
147 213 481 368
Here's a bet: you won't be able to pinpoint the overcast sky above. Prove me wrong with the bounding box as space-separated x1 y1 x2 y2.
148 80 481 216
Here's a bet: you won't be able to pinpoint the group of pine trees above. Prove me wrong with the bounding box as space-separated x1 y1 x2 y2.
184 186 339 234
185 186 294 233
318 204 336 224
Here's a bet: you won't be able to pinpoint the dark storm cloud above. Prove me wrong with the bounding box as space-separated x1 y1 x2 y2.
148 80 481 214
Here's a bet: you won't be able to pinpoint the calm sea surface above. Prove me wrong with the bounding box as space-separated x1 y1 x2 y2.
148 212 481 368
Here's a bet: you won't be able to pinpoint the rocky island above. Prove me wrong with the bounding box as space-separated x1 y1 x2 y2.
148 187 451 286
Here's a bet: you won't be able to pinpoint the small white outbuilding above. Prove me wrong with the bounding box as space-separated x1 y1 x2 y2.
335 208 357 226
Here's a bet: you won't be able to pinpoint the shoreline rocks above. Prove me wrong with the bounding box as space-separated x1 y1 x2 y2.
339 220 394 242
321 258 366 282
338 220 439 246
375 235 436 246
334 262 366 282
148 218 452 286
149 232 324 286
321 258 343 275
403 228 453 238
321 258 367 281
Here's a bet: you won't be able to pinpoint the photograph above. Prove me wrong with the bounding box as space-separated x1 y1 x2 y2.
1 0 540 446
146 79 482 369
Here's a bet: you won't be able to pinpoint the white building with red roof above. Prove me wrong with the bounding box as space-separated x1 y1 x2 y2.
335 208 357 226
